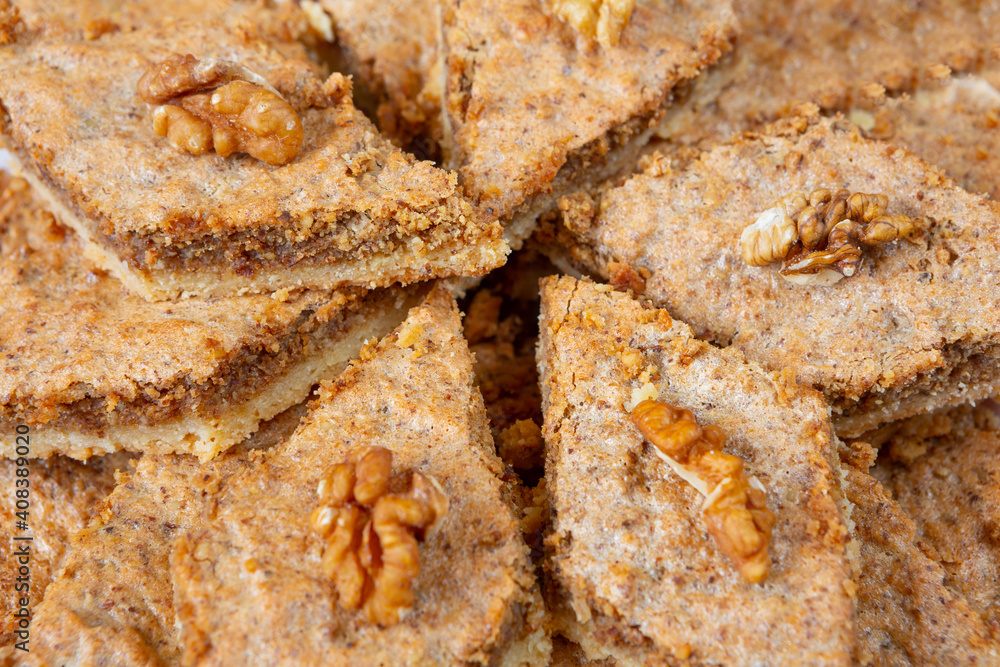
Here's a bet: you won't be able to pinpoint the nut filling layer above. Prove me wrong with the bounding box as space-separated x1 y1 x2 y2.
631 399 775 583
311 445 449 626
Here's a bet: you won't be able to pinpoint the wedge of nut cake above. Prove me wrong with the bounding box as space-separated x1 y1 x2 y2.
0 172 421 460
0 451 134 646
21 404 305 666
843 442 1000 665
0 19 505 301
539 111 1000 437
319 0 441 157
867 404 1000 643
438 0 737 249
655 0 1000 154
538 276 855 665
170 285 549 665
851 66 1000 202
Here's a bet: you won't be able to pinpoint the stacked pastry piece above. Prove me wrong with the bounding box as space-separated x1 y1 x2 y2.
2 0 1000 664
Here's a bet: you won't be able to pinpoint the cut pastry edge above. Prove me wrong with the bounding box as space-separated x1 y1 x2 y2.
7 150 508 302
0 289 422 461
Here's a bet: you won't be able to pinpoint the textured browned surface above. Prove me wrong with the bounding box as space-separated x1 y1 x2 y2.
873 407 1000 640
0 172 394 455
538 276 854 665
321 0 441 155
0 20 504 298
541 113 1000 437
440 0 737 222
22 404 305 666
0 451 134 645
857 67 1000 202
847 460 1000 665
171 286 548 665
657 0 1000 152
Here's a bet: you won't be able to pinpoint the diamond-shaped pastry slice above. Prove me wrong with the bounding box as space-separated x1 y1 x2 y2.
170 285 549 665
540 112 1000 437
0 172 420 460
0 20 506 301
438 0 737 248
538 276 855 664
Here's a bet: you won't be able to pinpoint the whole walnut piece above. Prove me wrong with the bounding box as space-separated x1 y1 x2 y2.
631 399 775 583
740 188 916 286
137 54 303 166
310 446 449 626
550 0 636 48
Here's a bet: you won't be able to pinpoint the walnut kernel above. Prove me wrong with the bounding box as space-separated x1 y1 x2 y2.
551 0 636 48
740 188 915 285
138 55 302 166
631 399 775 583
313 446 449 626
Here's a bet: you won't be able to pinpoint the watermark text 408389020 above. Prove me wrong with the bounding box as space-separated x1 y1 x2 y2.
10 424 32 652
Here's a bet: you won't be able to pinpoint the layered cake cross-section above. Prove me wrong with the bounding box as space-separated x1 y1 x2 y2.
0 172 421 460
171 285 549 665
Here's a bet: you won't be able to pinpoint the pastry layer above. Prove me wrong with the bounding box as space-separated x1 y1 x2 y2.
852 67 1000 202
846 455 1000 665
539 112 1000 437
538 276 855 664
172 286 549 665
0 172 419 459
0 20 505 300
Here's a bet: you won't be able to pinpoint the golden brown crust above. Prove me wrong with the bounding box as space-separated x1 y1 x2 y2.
0 451 134 646
0 172 417 459
846 459 1000 665
172 286 549 665
23 403 306 665
0 20 505 300
540 113 1000 437
538 276 855 665
440 0 737 231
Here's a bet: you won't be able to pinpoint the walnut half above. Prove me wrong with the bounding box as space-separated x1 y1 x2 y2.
631 399 775 583
740 188 916 286
310 446 449 626
137 54 303 166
